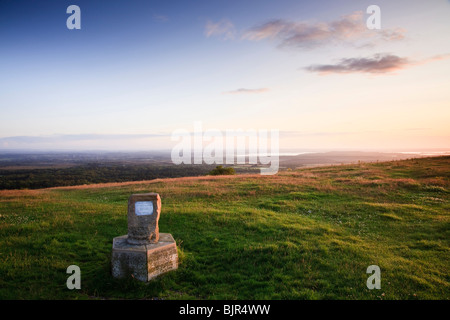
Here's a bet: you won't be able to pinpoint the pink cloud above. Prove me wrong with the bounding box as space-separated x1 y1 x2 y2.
243 12 405 49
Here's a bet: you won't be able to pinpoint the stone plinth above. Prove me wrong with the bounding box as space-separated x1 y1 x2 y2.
111 193 178 282
112 233 178 282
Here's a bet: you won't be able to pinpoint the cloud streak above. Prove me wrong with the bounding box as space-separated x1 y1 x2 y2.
304 53 450 75
304 54 410 74
242 12 405 49
205 19 235 40
223 88 269 94
152 14 169 22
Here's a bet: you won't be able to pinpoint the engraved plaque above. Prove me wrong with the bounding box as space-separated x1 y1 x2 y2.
127 193 160 244
135 201 154 216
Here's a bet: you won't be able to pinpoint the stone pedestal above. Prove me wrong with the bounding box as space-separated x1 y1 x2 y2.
111 193 178 282
112 233 178 282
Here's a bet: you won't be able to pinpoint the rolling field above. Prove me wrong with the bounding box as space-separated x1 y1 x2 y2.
0 157 448 299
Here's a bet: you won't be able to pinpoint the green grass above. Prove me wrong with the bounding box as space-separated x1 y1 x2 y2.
0 156 449 300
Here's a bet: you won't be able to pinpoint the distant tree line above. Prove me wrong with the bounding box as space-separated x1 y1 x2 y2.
0 163 256 190
0 164 216 190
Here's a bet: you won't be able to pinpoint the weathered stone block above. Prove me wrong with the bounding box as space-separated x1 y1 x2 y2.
111 235 148 282
111 233 178 282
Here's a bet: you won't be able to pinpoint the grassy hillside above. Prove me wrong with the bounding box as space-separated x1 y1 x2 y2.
0 157 448 299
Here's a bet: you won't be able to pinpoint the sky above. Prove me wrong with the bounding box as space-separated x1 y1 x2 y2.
1 0 449 151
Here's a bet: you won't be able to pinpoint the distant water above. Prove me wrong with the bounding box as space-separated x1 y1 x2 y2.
241 151 450 157
238 152 318 157
397 151 450 156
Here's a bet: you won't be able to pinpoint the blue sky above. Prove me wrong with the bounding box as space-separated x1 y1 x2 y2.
1 0 449 150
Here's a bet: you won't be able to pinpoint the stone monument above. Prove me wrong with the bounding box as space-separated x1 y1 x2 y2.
111 193 178 282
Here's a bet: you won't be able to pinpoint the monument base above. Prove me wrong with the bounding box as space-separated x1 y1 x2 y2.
111 233 178 282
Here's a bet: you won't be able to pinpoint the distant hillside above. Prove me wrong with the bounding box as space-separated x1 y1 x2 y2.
279 151 427 168
0 150 438 190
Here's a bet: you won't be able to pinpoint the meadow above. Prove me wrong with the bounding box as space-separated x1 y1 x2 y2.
0 157 448 299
